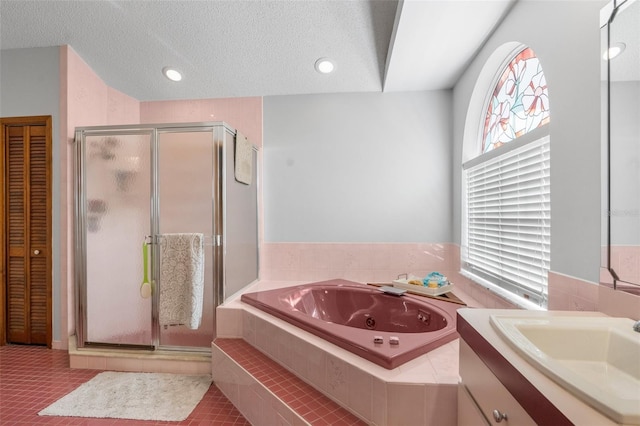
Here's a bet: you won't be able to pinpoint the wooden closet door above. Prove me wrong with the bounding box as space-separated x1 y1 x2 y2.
2 117 52 346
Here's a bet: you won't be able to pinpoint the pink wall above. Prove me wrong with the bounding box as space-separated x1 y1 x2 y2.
60 46 139 348
261 242 456 284
548 270 639 320
139 97 265 276
547 272 598 311
60 46 141 348
140 98 263 148
548 244 639 319
609 245 640 284
107 87 141 125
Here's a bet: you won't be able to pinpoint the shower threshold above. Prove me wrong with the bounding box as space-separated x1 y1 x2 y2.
69 335 211 375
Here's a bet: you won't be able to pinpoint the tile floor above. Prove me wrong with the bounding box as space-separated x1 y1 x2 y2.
214 339 366 426
0 344 249 425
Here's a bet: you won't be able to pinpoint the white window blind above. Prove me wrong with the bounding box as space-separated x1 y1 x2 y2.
463 135 550 306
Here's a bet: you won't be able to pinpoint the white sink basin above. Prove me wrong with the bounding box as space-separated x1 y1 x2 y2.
490 315 640 425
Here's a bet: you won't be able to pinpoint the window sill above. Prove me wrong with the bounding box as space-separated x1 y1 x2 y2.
459 269 546 311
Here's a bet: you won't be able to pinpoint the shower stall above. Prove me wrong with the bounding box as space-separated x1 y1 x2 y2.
74 122 258 351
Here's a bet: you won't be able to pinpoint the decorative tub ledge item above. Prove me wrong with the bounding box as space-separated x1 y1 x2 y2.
393 273 454 296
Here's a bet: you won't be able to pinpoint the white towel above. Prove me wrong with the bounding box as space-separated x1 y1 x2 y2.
159 233 205 330
234 131 253 185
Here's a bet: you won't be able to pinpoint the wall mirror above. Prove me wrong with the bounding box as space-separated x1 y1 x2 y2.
601 0 640 294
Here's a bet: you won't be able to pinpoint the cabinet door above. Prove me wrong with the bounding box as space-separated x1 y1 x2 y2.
458 384 490 426
460 340 536 426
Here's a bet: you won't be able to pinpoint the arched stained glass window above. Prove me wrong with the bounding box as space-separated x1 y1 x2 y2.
482 47 550 153
462 43 551 309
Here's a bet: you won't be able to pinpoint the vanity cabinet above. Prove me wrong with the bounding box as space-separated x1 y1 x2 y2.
458 339 536 425
457 308 622 426
458 382 490 426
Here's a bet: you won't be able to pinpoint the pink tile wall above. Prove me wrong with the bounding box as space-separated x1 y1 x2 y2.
598 284 640 320
139 98 263 148
64 47 140 129
57 46 70 350
259 242 520 309
65 47 110 129
139 98 264 250
260 242 456 284
60 46 142 349
609 245 640 284
548 269 640 320
106 86 141 125
547 271 599 311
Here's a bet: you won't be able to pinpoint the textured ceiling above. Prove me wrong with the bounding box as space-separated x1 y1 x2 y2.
0 0 514 101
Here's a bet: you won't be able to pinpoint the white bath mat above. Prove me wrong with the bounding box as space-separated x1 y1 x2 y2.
38 371 211 421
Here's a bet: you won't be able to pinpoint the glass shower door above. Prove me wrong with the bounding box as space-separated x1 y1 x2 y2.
82 131 153 347
156 129 216 349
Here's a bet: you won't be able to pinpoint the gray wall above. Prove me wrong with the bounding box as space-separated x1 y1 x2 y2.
0 47 61 340
610 81 640 245
263 91 452 243
452 1 607 283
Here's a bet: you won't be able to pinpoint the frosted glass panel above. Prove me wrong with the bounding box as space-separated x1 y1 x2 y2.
157 130 215 348
84 133 152 345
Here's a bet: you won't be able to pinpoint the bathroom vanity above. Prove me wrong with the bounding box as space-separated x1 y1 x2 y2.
457 308 630 426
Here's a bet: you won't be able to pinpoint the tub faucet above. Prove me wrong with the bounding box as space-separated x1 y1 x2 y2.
634 320 640 333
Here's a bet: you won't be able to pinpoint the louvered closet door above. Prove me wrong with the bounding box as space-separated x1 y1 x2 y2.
5 122 51 345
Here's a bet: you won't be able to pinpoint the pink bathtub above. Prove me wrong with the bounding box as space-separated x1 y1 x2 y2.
240 279 461 369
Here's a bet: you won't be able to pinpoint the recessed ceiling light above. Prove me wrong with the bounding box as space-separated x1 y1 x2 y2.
162 67 183 82
315 58 335 74
603 42 626 60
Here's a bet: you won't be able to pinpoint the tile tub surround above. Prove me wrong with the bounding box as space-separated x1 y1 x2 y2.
217 279 462 425
259 242 458 283
260 242 516 310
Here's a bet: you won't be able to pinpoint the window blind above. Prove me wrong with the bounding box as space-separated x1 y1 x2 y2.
463 135 550 306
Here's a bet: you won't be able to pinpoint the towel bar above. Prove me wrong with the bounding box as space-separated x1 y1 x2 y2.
144 234 219 246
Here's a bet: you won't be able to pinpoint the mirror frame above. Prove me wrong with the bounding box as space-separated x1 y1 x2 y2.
600 0 640 296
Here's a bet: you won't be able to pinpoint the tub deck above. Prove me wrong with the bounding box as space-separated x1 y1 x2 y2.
214 279 474 425
240 279 461 369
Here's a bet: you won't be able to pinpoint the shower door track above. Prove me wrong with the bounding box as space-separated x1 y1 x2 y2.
83 342 155 351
